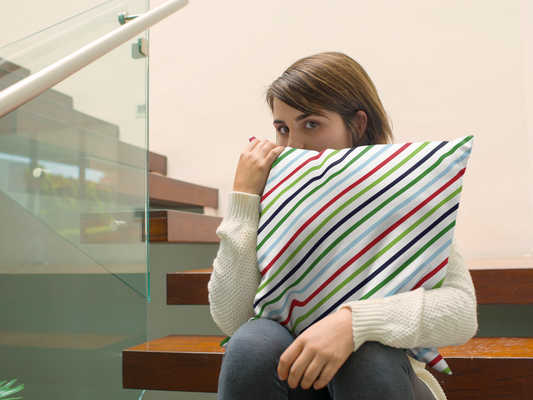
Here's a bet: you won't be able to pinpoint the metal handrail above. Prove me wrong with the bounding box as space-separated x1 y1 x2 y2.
0 0 188 118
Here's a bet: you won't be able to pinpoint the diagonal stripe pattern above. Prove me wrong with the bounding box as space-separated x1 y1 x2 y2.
253 136 474 375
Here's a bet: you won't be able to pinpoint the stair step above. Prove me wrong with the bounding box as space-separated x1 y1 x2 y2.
123 335 224 392
470 268 533 305
80 210 221 243
123 336 533 397
167 269 212 305
166 267 533 306
0 118 164 177
0 59 73 107
7 155 205 210
0 102 119 139
149 152 167 175
150 173 218 209
150 211 222 243
428 337 533 399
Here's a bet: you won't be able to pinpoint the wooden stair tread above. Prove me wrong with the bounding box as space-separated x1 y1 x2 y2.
126 335 225 354
469 268 533 305
0 99 119 138
125 336 533 358
150 210 222 243
167 269 212 305
123 336 533 395
166 267 533 306
149 152 167 175
80 210 222 244
439 337 533 358
150 173 218 209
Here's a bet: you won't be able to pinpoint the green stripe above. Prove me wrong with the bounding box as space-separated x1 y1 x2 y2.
257 138 469 295
257 146 373 251
433 277 445 289
261 150 342 217
271 147 297 169
289 188 461 334
256 142 466 320
359 221 456 300
441 366 451 375
220 336 231 346
257 142 428 293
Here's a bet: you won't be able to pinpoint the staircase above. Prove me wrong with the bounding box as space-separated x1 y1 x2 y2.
122 155 533 399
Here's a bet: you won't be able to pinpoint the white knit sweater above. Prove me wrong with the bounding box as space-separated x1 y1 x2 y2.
208 192 478 400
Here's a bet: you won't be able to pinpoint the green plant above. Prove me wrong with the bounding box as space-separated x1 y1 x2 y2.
0 380 24 400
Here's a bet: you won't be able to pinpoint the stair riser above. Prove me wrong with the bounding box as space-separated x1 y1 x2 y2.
123 349 533 397
80 211 222 244
150 173 218 209
150 211 222 243
428 358 533 400
0 103 118 138
166 268 533 306
122 352 220 392
0 115 144 170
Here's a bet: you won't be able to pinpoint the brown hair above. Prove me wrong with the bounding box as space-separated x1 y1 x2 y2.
266 52 393 147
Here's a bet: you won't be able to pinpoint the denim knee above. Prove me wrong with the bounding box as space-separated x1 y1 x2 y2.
218 319 294 399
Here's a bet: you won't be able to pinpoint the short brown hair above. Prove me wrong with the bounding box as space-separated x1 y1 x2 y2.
266 52 393 147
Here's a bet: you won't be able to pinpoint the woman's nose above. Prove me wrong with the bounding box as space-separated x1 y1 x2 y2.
287 134 305 149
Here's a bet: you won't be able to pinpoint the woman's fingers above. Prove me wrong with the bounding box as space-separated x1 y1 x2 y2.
277 340 302 382
299 357 326 390
233 139 284 195
312 361 339 390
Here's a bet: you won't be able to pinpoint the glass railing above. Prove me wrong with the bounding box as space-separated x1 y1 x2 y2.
0 1 149 399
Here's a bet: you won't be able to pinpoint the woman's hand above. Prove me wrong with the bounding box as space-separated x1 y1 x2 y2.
233 139 285 196
277 307 354 390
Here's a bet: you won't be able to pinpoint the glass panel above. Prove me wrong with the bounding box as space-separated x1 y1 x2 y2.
0 0 148 398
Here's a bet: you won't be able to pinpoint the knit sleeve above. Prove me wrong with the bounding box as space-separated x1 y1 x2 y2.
340 238 478 351
208 192 262 337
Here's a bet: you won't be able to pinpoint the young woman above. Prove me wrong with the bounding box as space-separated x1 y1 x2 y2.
208 52 478 400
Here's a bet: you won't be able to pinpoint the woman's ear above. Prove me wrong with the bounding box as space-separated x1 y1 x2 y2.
353 110 368 137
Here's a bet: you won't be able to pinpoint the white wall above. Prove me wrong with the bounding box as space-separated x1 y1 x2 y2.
2 0 532 259
149 0 533 258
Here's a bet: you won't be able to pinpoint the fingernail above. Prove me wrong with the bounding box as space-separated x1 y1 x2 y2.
249 136 257 142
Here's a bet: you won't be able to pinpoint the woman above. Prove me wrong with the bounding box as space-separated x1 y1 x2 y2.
208 52 477 400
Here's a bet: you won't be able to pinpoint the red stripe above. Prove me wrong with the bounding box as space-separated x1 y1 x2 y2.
279 167 466 325
260 143 412 277
261 150 326 202
411 258 448 291
427 354 443 368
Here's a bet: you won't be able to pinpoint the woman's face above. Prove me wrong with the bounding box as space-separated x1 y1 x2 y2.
272 98 352 152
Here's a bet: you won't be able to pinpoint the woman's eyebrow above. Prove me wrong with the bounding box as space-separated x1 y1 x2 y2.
273 114 312 125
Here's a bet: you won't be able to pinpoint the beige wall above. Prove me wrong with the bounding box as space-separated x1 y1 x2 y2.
149 0 533 258
2 1 533 259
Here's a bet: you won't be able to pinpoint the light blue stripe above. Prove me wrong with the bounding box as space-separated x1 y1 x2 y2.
260 147 470 317
266 150 307 186
414 347 432 360
257 145 392 265
383 238 452 297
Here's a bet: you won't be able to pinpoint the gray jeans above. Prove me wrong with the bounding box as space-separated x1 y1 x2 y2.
218 319 436 400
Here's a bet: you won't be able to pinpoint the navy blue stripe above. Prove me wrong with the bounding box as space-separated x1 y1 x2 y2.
304 203 459 333
253 143 446 308
258 148 356 235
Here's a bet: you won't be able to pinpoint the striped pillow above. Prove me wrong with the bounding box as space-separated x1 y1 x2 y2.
253 136 474 375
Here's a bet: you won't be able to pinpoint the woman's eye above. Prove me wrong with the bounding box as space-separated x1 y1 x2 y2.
277 126 289 135
305 121 319 129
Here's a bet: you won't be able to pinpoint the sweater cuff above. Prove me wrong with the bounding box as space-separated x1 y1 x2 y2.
226 192 261 222
340 299 387 350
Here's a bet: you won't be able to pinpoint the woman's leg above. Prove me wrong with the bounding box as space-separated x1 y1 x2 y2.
327 341 435 400
218 319 329 400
